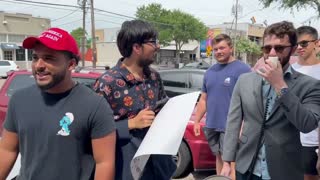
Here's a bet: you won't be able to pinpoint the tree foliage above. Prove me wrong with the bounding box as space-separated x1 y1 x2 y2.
259 0 320 16
236 38 262 56
70 27 90 49
136 3 208 62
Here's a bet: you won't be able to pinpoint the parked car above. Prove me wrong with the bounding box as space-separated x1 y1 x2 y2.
181 61 211 70
0 60 19 78
159 69 215 178
0 70 101 135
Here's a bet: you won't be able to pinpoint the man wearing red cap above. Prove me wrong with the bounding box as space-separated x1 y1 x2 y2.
0 27 116 180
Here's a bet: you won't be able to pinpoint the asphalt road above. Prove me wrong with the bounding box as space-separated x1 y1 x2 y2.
0 78 215 180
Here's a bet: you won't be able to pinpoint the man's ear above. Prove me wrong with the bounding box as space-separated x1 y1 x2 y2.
315 40 320 53
290 45 297 55
68 58 77 71
132 43 142 55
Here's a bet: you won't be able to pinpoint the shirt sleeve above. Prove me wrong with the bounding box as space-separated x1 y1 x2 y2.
90 98 115 139
3 94 18 133
202 72 207 93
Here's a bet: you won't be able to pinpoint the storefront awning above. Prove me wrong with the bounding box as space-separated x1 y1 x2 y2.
1 43 19 50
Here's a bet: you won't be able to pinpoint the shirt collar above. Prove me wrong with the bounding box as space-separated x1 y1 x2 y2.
114 58 151 84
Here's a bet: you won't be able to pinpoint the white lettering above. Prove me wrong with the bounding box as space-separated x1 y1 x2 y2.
45 34 59 41
47 30 63 38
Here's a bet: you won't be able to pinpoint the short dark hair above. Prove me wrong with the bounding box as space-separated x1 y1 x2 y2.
297 26 318 40
263 21 297 46
213 34 233 47
117 20 158 57
62 51 79 65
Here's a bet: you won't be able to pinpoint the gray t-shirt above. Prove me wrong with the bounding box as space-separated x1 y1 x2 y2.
4 84 115 180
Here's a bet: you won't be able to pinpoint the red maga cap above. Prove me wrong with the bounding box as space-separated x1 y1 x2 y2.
22 27 79 56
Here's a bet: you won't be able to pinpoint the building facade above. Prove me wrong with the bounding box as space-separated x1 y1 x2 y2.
0 11 50 69
208 22 265 66
95 27 122 67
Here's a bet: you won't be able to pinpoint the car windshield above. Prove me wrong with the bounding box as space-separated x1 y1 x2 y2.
5 74 97 97
182 61 210 69
6 74 35 97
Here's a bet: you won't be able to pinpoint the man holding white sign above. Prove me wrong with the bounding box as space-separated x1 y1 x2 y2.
94 20 176 180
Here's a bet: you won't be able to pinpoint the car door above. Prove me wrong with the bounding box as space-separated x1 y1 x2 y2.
188 71 205 92
160 71 190 97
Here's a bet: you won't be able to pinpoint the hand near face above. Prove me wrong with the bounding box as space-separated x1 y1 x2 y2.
256 59 288 91
252 57 265 72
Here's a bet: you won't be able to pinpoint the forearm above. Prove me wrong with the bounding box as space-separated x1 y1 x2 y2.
0 148 18 180
194 101 206 123
94 162 115 180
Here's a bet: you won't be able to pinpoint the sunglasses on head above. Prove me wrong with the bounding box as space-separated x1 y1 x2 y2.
261 45 292 54
297 40 317 48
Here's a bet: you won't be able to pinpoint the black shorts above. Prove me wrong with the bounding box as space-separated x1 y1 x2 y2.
302 146 319 175
203 127 224 155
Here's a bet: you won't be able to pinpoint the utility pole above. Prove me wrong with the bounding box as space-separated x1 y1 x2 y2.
234 0 239 57
78 0 87 67
90 0 97 68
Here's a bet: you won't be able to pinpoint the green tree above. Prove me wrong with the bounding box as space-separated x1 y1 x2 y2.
259 0 320 15
136 3 208 63
236 38 262 56
70 27 91 49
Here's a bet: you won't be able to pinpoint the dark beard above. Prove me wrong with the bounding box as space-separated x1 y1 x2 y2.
34 70 66 91
138 58 154 68
280 49 292 68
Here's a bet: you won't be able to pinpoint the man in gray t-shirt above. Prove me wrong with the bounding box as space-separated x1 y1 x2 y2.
0 28 116 180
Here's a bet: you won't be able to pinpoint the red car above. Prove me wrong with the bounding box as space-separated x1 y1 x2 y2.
0 69 215 179
0 70 102 135
159 69 215 178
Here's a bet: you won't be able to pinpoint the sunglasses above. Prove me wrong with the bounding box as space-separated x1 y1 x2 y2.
261 45 292 54
143 39 160 47
297 40 317 48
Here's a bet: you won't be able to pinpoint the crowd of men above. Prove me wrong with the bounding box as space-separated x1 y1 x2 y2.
0 19 319 180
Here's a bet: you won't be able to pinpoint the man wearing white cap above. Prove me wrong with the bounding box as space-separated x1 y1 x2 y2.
0 27 116 180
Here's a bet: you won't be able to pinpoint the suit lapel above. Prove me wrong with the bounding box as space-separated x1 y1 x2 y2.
253 74 264 118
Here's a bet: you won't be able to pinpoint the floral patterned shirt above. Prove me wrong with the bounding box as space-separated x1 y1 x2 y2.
94 58 167 121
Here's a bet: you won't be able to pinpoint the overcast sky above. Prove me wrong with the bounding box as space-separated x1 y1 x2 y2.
1 0 320 33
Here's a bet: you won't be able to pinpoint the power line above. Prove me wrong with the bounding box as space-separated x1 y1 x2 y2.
0 0 77 11
52 8 80 21
1 0 175 27
54 19 82 27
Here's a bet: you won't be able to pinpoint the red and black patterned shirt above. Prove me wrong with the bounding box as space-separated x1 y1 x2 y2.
94 58 167 121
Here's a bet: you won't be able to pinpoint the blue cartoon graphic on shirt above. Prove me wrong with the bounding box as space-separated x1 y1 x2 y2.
57 112 74 136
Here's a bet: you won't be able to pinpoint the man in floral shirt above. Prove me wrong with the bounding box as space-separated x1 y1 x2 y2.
94 20 176 180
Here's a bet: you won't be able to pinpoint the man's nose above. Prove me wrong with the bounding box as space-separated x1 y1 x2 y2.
269 47 277 56
34 58 46 68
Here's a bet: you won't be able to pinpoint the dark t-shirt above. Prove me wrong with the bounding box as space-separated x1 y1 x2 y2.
4 84 115 180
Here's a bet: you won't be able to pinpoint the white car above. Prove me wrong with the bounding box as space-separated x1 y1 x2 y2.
0 60 19 78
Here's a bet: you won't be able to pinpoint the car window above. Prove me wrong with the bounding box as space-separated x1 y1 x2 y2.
6 75 97 98
189 73 204 90
6 74 35 97
0 61 10 66
161 72 188 88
